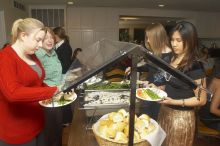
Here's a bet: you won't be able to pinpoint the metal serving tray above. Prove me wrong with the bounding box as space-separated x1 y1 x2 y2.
83 89 131 108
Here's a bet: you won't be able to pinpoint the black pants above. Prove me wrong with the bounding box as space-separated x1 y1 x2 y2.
62 104 74 124
44 108 63 146
0 131 46 146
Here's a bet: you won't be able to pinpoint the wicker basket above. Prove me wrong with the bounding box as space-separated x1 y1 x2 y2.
92 124 151 146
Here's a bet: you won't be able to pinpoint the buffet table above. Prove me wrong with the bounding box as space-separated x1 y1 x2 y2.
67 89 165 146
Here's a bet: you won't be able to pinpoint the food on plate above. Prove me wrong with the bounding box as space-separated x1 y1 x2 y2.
136 87 167 101
137 89 160 100
94 109 156 143
41 91 75 106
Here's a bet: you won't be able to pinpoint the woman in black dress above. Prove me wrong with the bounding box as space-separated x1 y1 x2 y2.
158 21 207 146
53 27 73 126
53 27 73 74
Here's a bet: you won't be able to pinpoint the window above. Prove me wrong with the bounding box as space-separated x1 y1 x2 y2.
119 28 129 42
31 8 65 27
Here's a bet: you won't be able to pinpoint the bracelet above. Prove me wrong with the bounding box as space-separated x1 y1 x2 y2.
182 99 185 107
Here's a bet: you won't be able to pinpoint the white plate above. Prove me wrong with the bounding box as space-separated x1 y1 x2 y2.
39 93 77 107
136 88 167 101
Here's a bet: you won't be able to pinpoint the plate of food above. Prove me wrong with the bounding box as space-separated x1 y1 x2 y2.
39 91 77 107
136 87 167 101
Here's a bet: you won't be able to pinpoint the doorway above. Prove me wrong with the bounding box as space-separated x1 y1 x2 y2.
119 15 183 45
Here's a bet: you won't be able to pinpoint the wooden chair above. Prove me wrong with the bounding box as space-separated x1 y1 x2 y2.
197 119 220 139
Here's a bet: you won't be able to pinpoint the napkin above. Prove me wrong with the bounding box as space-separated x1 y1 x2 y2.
142 119 166 146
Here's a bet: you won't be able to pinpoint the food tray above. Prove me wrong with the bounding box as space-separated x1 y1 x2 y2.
83 89 131 108
82 89 139 116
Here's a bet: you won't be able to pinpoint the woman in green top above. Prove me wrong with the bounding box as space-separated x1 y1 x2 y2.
35 27 63 146
36 28 62 86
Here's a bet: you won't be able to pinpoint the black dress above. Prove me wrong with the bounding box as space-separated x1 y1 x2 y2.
56 40 73 74
139 52 172 120
158 61 205 146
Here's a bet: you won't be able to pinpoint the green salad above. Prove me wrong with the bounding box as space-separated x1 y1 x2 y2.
57 95 72 105
85 82 130 90
143 89 161 100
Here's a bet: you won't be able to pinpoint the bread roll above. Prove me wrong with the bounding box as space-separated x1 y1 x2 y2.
141 119 150 127
106 127 117 138
115 122 126 132
139 114 150 122
123 125 129 137
108 123 118 131
147 123 155 132
108 112 117 121
99 119 112 127
140 128 150 139
112 113 124 123
135 119 146 132
114 131 128 143
124 114 138 123
118 109 128 117
98 125 108 138
134 131 141 142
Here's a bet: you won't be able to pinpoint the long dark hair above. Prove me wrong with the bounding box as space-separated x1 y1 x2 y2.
170 21 200 71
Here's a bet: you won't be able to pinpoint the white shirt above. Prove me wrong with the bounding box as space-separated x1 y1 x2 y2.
55 40 65 50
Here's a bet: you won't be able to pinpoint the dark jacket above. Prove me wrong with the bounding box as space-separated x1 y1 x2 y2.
56 41 73 74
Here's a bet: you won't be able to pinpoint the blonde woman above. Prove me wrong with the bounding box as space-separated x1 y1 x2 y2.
139 23 172 120
0 18 58 146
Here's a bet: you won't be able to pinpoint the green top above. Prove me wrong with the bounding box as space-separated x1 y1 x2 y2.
36 48 62 86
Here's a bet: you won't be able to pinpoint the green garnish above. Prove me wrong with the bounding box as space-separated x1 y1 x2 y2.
143 89 160 100
85 82 130 90
57 95 66 105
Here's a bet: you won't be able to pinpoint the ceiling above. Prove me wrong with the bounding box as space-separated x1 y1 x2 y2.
119 15 183 26
20 0 220 12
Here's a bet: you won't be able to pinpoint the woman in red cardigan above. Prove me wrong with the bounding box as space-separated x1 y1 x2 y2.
0 18 58 146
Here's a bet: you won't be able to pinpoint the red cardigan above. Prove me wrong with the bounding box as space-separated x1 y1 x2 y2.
0 46 57 144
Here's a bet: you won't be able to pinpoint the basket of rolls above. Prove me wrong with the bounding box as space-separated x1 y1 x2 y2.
92 109 155 146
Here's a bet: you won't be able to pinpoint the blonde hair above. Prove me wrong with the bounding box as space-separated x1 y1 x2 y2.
11 18 45 44
145 23 170 57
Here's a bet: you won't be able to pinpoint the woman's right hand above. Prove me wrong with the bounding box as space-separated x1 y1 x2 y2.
125 67 131 75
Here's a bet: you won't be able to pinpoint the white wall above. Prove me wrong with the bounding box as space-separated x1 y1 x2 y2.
66 7 220 49
0 0 28 42
0 11 6 48
67 7 119 49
